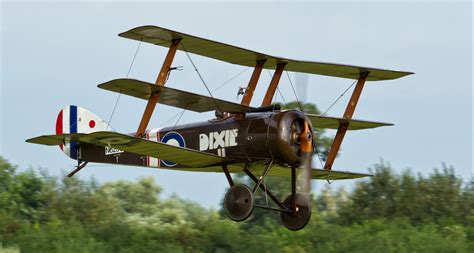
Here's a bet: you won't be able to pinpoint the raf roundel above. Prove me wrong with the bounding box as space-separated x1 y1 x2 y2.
160 131 186 167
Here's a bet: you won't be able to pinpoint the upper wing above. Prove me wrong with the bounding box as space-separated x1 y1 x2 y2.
119 25 413 81
306 114 393 130
98 78 254 113
27 132 226 167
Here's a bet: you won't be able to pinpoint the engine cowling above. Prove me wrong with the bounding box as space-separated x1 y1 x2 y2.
267 110 315 166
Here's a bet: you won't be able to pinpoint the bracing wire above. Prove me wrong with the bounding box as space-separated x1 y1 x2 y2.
106 93 121 131
181 43 221 113
126 40 143 78
315 151 325 168
171 108 187 131
266 70 288 105
317 78 358 184
159 111 184 128
106 40 142 130
321 79 357 116
285 71 304 112
276 87 288 105
212 68 250 93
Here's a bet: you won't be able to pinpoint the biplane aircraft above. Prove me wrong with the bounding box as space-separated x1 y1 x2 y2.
27 25 413 230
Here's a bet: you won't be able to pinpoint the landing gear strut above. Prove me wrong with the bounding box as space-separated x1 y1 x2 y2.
279 166 311 231
221 162 312 230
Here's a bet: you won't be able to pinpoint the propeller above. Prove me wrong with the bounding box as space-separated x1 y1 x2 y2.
279 115 315 230
289 119 313 194
299 121 313 194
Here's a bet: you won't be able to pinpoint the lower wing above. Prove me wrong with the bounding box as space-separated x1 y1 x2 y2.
27 131 226 168
27 132 370 180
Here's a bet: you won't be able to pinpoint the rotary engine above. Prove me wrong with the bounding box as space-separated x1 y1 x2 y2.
267 110 315 166
243 110 314 166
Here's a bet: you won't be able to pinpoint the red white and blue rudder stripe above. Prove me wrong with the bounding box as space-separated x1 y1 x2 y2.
55 105 112 160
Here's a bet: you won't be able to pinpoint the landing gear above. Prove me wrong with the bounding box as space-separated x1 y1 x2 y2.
280 193 311 231
224 184 254 222
68 160 88 177
221 162 312 230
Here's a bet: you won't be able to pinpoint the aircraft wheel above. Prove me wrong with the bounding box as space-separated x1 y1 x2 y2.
224 184 254 222
280 193 312 231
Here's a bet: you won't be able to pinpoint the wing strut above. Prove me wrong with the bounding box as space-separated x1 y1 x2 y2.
261 63 287 106
324 72 369 170
240 60 266 106
136 39 181 138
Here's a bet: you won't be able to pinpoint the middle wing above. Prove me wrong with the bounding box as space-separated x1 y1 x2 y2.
306 114 393 130
98 78 254 113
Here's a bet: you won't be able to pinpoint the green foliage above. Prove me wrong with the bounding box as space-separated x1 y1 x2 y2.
337 162 470 227
0 156 472 252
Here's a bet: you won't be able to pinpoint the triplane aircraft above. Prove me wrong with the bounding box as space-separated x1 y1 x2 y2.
27 25 412 230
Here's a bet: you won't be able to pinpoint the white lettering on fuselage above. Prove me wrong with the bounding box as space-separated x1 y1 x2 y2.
199 129 238 151
105 147 124 155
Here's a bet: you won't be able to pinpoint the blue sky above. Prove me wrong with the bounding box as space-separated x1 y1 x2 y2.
1 1 472 208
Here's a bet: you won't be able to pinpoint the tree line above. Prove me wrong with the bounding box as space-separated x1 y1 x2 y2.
0 156 472 252
1 102 472 252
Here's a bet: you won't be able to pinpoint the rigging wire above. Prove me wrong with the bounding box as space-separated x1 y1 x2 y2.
276 87 287 105
212 68 250 93
106 40 143 130
171 108 187 131
180 45 241 144
181 43 221 113
266 70 288 105
159 111 183 128
285 71 304 112
321 79 357 116
126 40 143 78
315 151 325 168
317 78 358 184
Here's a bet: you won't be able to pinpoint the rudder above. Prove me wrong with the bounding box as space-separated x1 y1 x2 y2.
55 105 112 159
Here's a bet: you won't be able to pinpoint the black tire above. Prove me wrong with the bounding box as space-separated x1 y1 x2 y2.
280 193 312 231
224 184 254 222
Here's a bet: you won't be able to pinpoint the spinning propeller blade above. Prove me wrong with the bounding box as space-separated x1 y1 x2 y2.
299 121 313 194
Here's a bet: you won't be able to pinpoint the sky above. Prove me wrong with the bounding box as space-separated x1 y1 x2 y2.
1 1 472 208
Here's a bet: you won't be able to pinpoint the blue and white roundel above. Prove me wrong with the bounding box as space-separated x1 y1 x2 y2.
160 131 186 167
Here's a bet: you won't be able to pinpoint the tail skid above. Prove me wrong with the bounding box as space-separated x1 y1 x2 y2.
68 161 88 178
